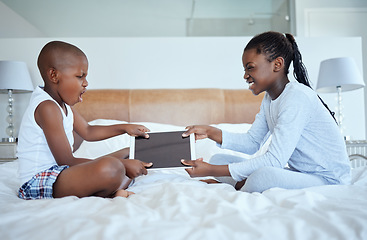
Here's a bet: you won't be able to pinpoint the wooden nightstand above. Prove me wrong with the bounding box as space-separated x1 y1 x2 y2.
0 141 17 163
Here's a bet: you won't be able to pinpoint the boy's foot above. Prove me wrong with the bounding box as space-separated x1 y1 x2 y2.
114 189 135 198
200 179 221 184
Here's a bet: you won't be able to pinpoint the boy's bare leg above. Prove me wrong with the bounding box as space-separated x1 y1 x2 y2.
105 148 136 189
119 174 133 189
108 177 135 198
53 156 133 198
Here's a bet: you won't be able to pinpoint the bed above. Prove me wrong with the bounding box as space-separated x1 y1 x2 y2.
1 89 367 240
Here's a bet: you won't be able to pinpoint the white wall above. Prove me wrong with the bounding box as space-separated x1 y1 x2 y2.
294 0 367 36
0 2 43 38
294 0 367 138
0 37 364 140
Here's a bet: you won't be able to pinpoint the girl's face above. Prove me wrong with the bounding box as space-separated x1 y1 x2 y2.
242 49 277 95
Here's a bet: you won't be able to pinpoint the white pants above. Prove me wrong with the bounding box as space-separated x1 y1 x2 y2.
209 154 329 193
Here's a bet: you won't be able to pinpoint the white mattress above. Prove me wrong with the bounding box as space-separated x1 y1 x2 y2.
1 120 366 240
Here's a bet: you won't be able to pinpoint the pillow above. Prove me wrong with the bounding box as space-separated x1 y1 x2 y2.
73 119 270 162
73 119 130 159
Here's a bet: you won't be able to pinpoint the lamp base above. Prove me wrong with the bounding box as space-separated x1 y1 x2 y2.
2 137 17 143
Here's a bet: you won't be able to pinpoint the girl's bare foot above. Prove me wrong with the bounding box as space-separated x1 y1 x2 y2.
235 179 246 190
114 189 135 198
200 179 221 184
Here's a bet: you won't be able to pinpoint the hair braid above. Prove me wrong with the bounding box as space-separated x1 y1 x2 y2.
284 34 311 88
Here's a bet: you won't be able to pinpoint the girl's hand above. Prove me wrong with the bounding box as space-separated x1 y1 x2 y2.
181 158 212 177
121 159 153 179
124 124 150 138
182 125 222 144
182 125 210 140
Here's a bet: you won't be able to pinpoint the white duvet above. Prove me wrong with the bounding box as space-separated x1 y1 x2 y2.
1 120 366 240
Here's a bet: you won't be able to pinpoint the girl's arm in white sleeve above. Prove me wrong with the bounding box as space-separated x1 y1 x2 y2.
219 97 270 155
228 92 312 181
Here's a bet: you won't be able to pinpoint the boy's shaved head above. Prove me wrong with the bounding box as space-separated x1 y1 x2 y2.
37 41 87 81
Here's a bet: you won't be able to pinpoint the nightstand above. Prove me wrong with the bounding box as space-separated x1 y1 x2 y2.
345 140 367 168
346 140 367 156
0 141 17 163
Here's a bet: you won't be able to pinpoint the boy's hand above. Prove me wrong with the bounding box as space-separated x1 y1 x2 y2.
124 124 150 138
181 158 212 177
182 125 222 144
121 159 153 179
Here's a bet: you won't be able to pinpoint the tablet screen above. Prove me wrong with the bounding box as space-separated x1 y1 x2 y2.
130 131 195 168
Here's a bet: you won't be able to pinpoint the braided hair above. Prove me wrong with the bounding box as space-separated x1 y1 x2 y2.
244 31 336 122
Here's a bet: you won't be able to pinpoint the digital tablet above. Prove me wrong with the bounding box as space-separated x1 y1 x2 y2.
129 131 195 169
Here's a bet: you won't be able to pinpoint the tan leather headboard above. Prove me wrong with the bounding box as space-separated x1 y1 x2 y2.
73 89 264 126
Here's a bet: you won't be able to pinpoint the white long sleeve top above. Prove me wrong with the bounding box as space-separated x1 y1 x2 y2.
221 81 351 184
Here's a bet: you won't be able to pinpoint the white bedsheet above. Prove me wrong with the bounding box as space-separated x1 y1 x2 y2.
1 121 366 240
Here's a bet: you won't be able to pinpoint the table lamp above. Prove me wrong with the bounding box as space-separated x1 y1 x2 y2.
316 57 365 134
0 61 34 142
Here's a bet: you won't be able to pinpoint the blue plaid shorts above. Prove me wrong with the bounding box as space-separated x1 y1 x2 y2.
18 165 69 200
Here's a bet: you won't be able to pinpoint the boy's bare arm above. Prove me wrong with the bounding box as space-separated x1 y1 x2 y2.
72 108 149 141
35 101 91 166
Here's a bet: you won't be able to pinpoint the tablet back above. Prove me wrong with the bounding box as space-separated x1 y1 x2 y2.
133 131 194 168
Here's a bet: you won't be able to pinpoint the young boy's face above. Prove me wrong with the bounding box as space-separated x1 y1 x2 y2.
56 54 88 106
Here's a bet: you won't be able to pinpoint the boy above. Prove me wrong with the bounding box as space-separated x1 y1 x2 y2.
18 41 152 199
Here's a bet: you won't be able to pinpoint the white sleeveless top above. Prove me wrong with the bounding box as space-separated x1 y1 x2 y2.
17 86 74 184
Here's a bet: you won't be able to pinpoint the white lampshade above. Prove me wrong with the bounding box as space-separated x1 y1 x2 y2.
316 57 365 93
0 61 34 93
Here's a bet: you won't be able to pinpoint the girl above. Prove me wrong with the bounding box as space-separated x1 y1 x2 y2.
181 31 351 193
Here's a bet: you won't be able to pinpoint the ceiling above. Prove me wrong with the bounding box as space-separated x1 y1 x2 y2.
0 0 289 37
